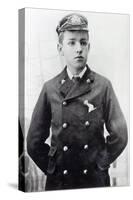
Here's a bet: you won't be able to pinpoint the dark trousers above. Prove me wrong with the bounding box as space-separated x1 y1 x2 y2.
45 167 110 191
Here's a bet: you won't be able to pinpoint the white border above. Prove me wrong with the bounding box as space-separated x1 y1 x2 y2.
0 0 132 200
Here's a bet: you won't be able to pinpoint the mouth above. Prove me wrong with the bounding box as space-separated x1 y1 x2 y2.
75 56 84 60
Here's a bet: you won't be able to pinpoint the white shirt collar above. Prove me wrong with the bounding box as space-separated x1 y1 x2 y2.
67 66 87 80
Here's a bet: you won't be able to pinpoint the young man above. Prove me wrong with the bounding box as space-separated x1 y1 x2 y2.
27 13 128 190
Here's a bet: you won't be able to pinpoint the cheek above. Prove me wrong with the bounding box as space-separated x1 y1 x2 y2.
84 48 89 56
64 48 73 57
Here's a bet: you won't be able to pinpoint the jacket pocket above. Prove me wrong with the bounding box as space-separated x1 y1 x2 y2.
47 146 57 175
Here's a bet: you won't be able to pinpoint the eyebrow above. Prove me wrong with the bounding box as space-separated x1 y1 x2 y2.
68 38 88 41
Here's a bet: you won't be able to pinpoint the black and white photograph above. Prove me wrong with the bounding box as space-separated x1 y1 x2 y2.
19 8 129 192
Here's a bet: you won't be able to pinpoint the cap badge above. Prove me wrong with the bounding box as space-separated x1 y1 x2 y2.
69 15 82 25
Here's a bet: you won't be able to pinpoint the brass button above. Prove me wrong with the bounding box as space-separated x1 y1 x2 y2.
63 146 68 152
84 144 88 150
63 101 67 106
62 123 68 128
85 121 90 127
63 170 68 175
61 79 66 84
86 78 91 83
83 169 88 174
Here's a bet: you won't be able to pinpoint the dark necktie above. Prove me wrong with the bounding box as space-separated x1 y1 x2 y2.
72 76 80 83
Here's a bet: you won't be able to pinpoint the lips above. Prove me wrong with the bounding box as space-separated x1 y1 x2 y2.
75 56 84 59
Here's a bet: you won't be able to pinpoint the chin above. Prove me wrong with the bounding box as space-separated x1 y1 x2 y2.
75 64 85 70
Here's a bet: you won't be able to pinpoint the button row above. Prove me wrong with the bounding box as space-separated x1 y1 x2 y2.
61 78 91 85
63 169 88 175
62 121 90 129
63 144 88 152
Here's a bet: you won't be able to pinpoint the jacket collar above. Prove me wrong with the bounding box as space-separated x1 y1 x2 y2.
58 65 95 100
66 65 87 80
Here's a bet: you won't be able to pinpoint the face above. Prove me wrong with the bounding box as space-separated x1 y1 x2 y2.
58 30 90 74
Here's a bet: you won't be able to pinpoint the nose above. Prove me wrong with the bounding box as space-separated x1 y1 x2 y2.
76 42 82 54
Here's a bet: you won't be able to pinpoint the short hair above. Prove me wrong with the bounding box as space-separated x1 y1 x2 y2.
58 30 89 44
58 32 64 44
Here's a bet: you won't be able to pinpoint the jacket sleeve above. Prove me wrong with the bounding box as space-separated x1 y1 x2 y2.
97 80 128 170
27 83 51 174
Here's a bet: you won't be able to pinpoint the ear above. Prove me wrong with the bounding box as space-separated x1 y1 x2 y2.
57 43 64 56
88 42 90 51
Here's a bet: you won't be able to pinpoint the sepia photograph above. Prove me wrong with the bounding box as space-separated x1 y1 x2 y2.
19 8 129 192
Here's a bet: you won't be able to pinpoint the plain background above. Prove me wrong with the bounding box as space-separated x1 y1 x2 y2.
0 0 132 199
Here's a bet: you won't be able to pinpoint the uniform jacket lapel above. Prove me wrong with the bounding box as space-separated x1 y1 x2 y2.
59 65 95 100
58 67 74 98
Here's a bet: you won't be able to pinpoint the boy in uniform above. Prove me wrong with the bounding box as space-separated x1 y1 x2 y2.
27 13 128 190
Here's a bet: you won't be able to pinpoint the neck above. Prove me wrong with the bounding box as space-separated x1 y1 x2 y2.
67 66 85 76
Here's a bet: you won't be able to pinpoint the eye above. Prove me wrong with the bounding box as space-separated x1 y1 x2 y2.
80 41 88 46
68 41 75 46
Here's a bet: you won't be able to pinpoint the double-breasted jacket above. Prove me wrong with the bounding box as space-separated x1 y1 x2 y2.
27 66 128 190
